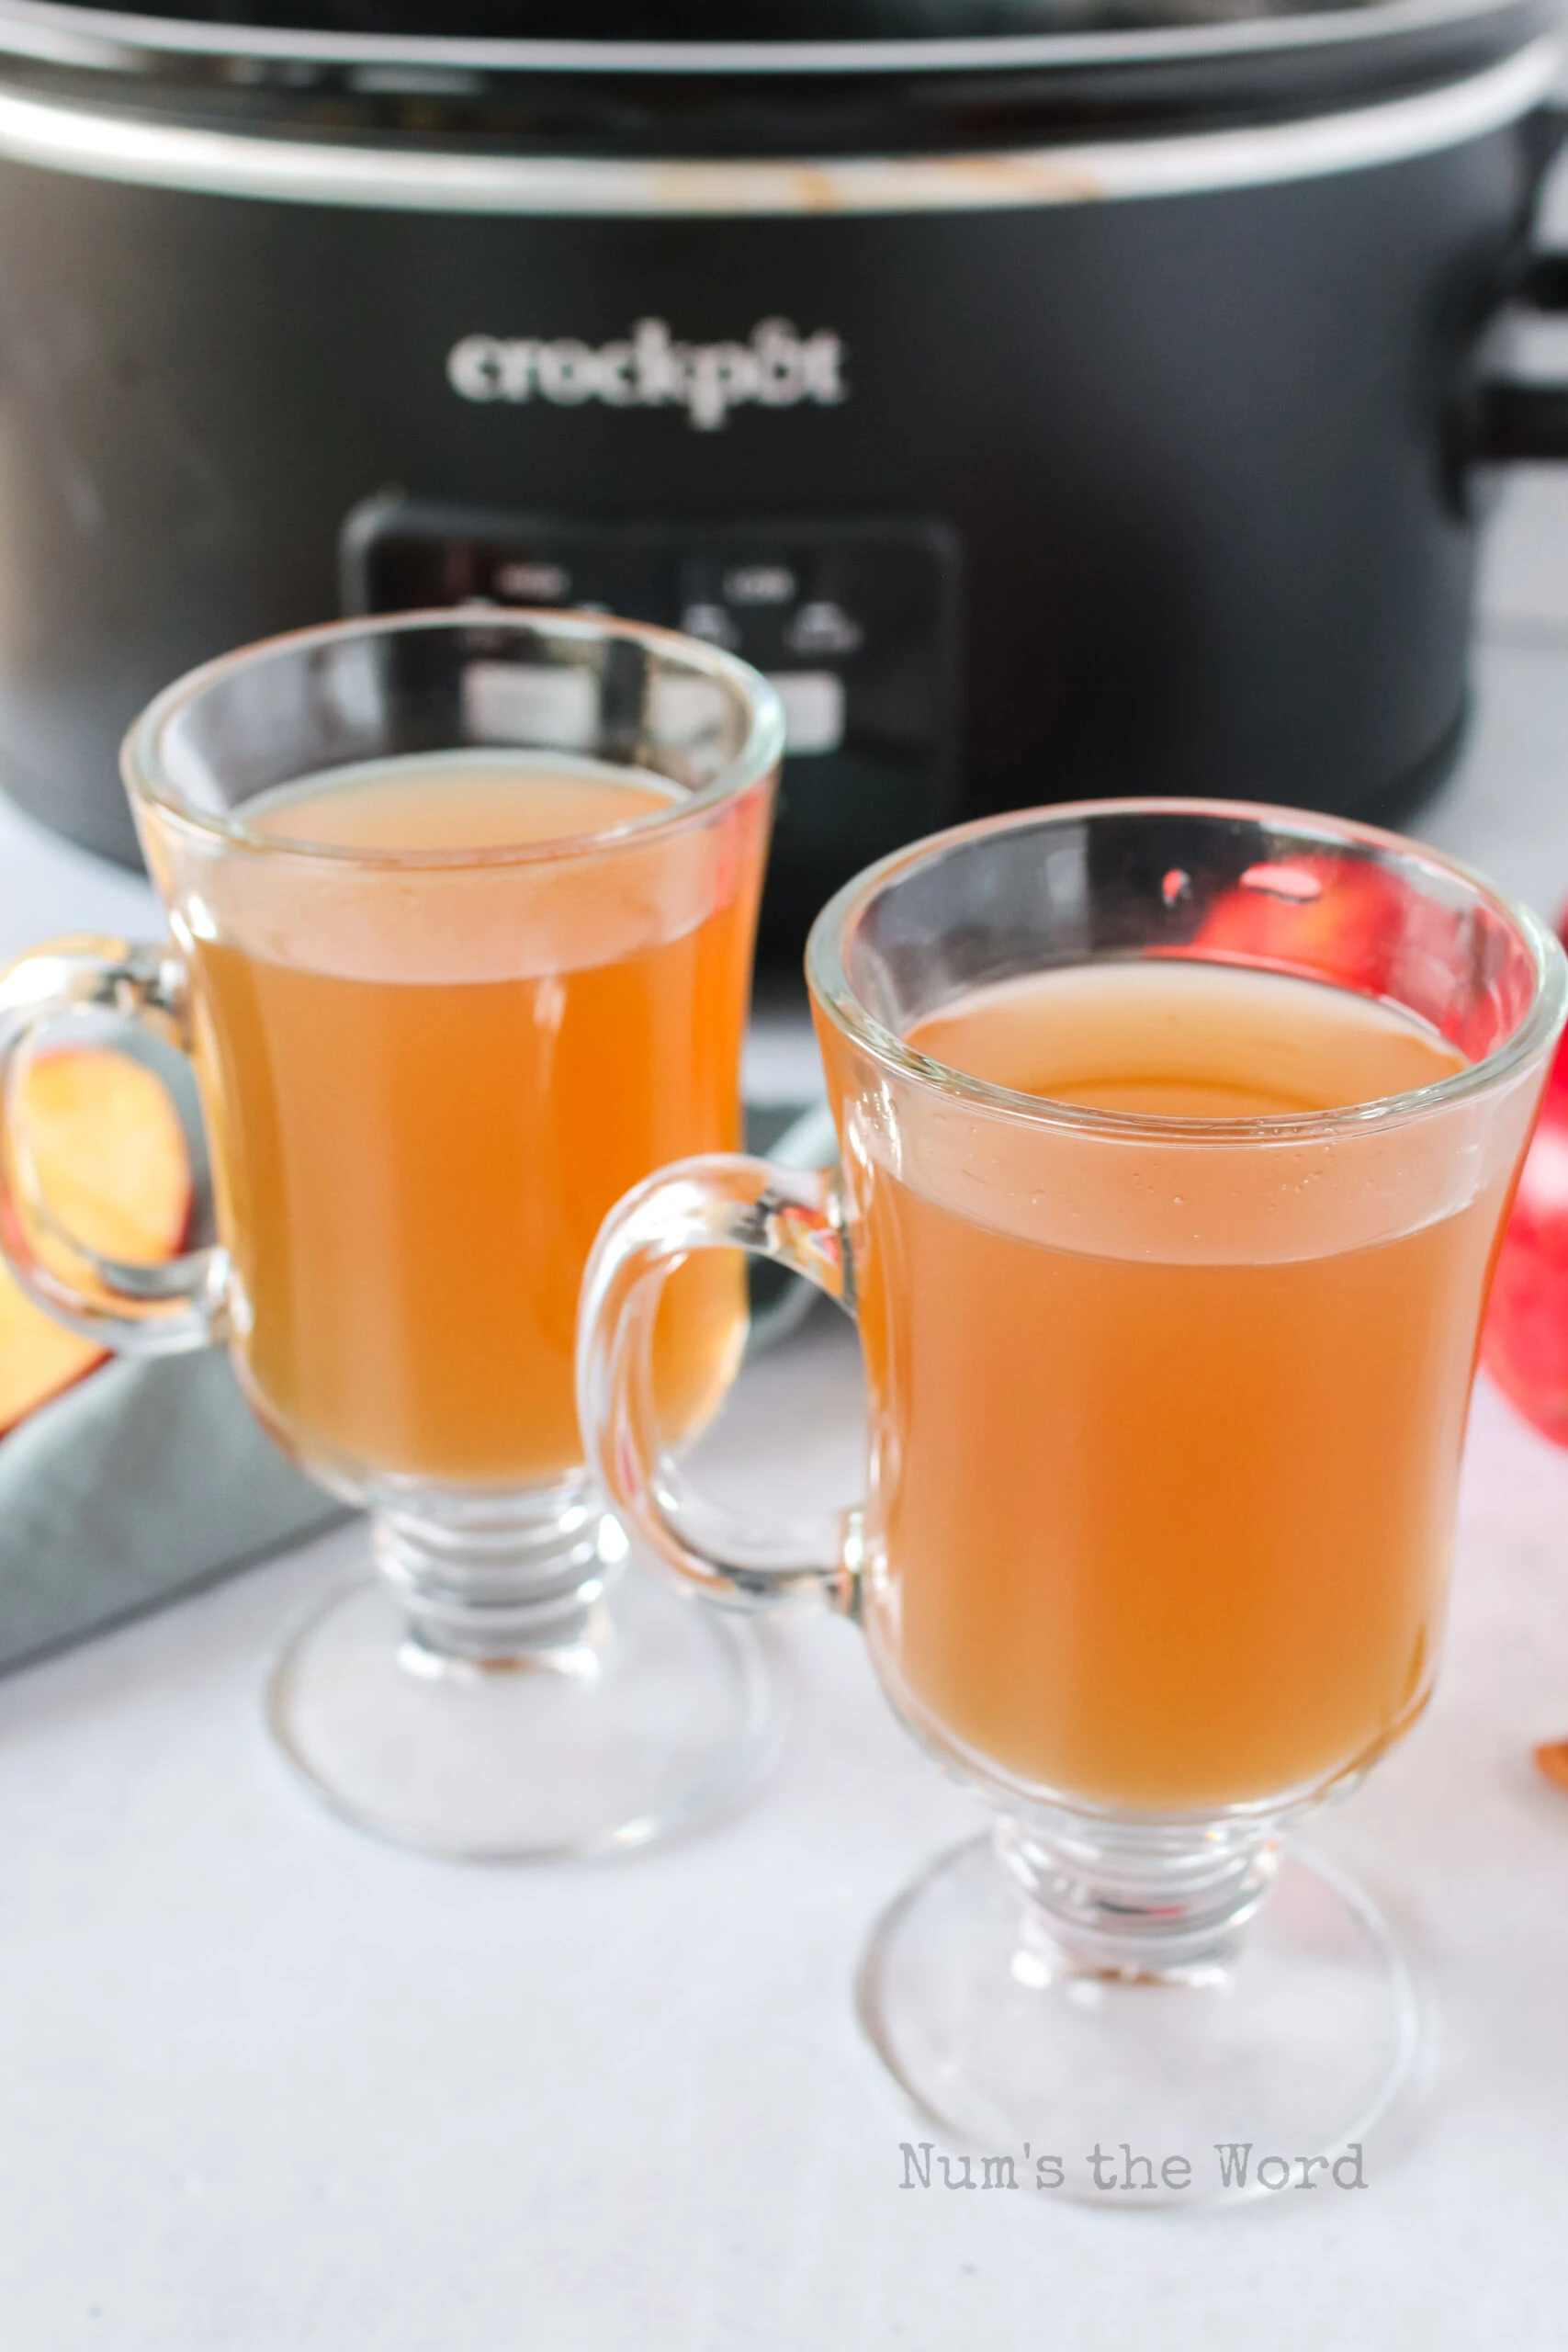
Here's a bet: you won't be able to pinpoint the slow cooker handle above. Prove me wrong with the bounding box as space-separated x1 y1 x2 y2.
1478 252 1568 458
1479 375 1568 461
1476 107 1568 462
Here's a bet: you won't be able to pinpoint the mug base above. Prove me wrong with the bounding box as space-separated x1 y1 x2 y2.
855 1833 1419 2211
265 1562 777 1861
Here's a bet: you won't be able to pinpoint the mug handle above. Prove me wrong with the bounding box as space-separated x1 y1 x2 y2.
577 1152 863 1616
0 936 230 1354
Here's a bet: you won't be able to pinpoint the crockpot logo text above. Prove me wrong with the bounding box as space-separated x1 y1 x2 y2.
446 317 847 432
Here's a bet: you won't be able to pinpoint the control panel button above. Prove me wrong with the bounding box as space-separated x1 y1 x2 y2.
786 600 863 657
680 601 741 650
724 563 796 607
495 559 571 602
462 662 598 749
768 671 845 757
649 673 730 750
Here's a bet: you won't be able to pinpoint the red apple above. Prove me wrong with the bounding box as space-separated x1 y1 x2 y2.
1190 853 1408 999
1481 911 1568 1448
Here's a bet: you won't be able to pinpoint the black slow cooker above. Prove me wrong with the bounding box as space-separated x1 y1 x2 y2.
0 0 1564 946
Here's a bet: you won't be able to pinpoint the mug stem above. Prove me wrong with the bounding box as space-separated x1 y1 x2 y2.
369 1479 621 1670
994 1802 1292 1979
265 1485 774 1860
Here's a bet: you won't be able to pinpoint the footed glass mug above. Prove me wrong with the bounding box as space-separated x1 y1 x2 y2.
0 610 784 1860
579 799 1565 2200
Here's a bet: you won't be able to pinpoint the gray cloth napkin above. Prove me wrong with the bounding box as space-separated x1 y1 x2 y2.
0 1350 343 1676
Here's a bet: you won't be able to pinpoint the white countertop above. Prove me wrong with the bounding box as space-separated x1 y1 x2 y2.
5 520 1568 2346
3 1341 1567 2347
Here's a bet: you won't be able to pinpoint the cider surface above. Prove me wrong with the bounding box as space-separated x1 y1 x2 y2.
858 960 1491 1809
194 754 751 1488
245 754 675 851
909 956 1464 1117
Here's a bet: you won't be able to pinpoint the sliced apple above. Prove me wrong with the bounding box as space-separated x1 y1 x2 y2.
0 1047 191 1433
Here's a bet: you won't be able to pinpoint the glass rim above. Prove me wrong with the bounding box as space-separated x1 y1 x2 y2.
119 606 787 871
805 796 1568 1143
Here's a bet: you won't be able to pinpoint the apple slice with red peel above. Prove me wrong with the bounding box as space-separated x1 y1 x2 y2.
0 1047 191 1433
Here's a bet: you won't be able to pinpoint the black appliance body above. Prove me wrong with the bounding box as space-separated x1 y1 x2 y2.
0 0 1566 947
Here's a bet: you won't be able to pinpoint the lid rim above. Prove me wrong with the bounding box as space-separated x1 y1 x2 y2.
0 33 1548 205
0 0 1548 80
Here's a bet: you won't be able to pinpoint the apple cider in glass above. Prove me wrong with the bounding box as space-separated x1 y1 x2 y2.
187 751 753 1488
854 958 1486 1810
577 795 1561 2184
0 611 783 1862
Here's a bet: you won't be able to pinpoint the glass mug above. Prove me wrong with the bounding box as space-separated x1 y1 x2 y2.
578 799 1565 2199
0 611 784 1860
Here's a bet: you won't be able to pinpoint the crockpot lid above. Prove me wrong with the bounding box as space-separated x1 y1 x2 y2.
0 0 1551 161
25 0 1509 33
4 0 1548 50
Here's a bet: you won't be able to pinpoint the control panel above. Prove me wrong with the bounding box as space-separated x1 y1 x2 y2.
341 499 963 949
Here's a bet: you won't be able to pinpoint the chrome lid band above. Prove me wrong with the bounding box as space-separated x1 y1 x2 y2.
0 31 1550 211
0 0 1541 76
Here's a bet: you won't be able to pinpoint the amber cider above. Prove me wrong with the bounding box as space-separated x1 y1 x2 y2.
853 958 1494 1809
189 752 757 1488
